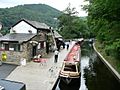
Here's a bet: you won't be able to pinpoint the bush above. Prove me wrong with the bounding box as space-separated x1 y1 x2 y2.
105 45 114 56
105 39 120 60
112 39 120 59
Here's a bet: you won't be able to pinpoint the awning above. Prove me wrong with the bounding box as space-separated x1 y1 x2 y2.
29 41 38 44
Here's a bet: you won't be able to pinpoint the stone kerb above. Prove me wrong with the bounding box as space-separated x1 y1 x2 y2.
93 43 120 82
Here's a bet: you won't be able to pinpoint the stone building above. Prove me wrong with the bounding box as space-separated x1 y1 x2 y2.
0 19 55 65
53 31 64 51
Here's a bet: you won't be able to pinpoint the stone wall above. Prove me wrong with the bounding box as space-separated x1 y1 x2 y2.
0 42 30 65
0 51 23 65
0 33 48 65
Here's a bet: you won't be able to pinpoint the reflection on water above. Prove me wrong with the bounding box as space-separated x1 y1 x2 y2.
79 42 96 90
84 56 120 90
80 56 89 90
55 42 120 90
82 42 120 90
59 77 80 90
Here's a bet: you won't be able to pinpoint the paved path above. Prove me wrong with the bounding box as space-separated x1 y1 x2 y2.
6 41 75 90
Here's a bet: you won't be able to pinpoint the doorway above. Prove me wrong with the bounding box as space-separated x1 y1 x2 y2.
32 46 37 57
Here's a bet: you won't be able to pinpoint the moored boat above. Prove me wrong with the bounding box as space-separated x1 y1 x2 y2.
59 61 80 84
59 42 81 84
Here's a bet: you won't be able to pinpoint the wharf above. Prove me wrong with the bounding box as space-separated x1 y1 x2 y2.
6 41 75 90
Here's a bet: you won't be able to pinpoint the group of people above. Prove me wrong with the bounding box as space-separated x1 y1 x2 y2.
54 41 70 63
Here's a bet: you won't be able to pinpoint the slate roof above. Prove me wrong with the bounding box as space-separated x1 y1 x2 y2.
11 19 50 30
25 19 49 29
54 31 62 38
0 33 36 43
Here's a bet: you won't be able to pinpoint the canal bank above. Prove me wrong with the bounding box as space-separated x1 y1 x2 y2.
93 43 120 82
55 41 120 90
82 41 120 90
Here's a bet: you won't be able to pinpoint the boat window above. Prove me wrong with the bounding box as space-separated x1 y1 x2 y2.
64 65 76 72
77 63 80 71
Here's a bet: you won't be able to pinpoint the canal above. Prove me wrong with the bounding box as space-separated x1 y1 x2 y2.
55 41 120 90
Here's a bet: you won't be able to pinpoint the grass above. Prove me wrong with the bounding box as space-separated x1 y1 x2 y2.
95 41 120 74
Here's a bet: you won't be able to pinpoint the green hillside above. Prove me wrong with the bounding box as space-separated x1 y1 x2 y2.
0 4 62 34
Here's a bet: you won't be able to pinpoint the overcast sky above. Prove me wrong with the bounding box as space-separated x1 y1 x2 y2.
0 0 88 16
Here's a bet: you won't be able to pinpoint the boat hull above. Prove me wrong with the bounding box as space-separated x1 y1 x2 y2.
58 41 81 90
59 77 80 90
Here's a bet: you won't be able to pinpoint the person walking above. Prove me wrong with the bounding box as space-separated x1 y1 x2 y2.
65 41 69 50
66 43 69 50
54 49 59 63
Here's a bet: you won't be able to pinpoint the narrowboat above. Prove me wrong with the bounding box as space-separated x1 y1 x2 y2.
59 43 81 84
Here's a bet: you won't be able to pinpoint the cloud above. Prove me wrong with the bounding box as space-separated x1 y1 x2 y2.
0 0 88 16
0 2 15 8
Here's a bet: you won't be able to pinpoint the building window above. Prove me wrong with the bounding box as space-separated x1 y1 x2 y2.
9 44 20 51
0 43 4 50
4 43 21 51
28 30 32 34
37 43 41 49
5 44 9 50
12 30 16 33
41 41 44 49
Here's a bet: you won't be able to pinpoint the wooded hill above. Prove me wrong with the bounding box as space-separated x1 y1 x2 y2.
0 4 61 34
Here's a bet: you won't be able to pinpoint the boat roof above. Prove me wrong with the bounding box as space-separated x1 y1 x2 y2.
63 61 79 65
64 44 80 63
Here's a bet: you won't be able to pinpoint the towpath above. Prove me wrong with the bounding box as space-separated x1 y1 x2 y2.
6 41 75 90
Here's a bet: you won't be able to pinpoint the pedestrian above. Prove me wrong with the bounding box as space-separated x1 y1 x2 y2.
66 43 69 50
63 42 65 49
54 49 59 63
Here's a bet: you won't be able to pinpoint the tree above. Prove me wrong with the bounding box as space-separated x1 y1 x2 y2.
84 0 120 59
58 3 88 39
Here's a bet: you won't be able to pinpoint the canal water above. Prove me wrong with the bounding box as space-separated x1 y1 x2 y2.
55 41 120 90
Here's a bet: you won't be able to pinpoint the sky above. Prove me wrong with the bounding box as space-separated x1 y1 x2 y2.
0 0 88 16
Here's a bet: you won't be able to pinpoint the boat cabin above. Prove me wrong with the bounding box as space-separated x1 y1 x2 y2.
60 61 80 78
